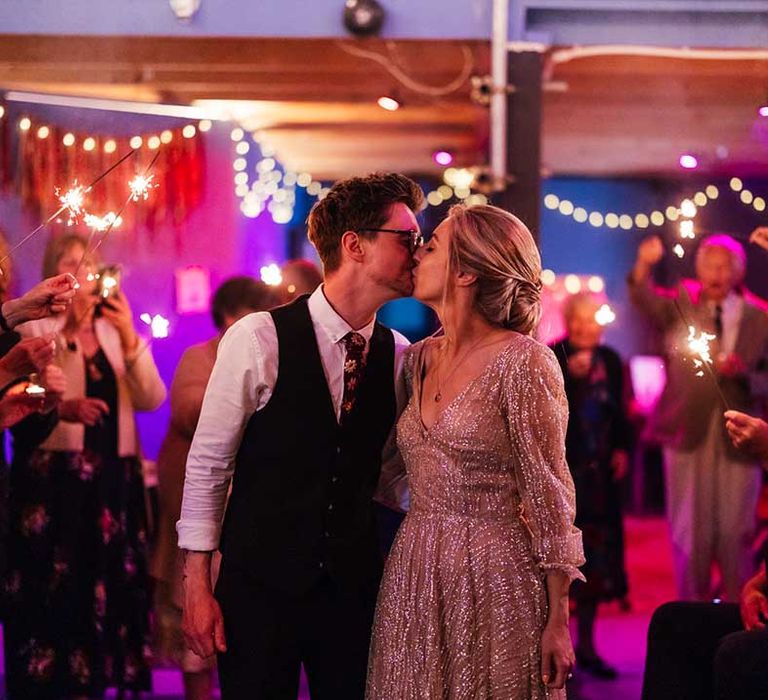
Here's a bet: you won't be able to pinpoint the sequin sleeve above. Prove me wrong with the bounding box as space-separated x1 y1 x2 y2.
504 339 585 583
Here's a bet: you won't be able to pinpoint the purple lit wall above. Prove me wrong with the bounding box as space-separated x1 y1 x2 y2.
0 103 289 458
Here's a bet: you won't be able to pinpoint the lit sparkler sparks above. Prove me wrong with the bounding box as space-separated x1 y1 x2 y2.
83 211 123 232
25 372 46 396
0 148 139 275
128 174 157 202
55 183 86 225
673 243 685 258
687 325 716 377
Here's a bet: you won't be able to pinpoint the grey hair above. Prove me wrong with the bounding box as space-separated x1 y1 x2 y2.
695 234 747 282
562 292 602 323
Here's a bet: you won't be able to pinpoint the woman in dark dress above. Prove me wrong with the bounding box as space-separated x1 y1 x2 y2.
5 234 166 699
550 292 632 679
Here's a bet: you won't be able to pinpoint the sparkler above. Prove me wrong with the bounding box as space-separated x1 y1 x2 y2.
128 174 157 202
83 212 122 232
672 298 730 409
0 148 138 272
75 150 161 276
687 325 716 376
24 372 46 397
56 183 86 226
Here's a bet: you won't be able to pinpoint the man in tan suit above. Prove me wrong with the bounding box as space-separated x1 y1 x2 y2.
629 234 768 601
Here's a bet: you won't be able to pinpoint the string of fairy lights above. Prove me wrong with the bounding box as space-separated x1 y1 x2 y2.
5 104 767 232
229 126 490 223
229 127 330 224
4 107 210 156
543 178 766 232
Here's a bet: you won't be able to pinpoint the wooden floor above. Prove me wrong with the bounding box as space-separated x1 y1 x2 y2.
0 516 676 699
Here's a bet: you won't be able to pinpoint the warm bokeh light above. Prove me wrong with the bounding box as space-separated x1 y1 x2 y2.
587 276 605 293
260 263 283 286
679 154 698 169
564 274 581 294
377 96 400 111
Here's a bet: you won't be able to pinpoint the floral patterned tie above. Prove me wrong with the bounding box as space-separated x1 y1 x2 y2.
340 331 367 423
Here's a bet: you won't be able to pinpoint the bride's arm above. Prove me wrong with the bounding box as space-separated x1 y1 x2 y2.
541 570 573 688
503 340 585 689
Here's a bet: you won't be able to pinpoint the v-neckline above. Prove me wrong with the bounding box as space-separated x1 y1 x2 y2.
415 335 517 435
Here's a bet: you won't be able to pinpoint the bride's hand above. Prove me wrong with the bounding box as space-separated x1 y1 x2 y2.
540 619 575 689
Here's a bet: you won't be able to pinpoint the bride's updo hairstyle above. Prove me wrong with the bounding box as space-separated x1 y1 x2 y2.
445 204 542 335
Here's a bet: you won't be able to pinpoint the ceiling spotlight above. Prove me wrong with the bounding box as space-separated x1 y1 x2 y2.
169 0 201 20
432 150 454 166
679 154 698 169
343 0 385 37
377 96 400 112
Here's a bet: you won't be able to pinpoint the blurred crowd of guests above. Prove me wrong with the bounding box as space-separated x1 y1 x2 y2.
2 222 768 699
0 231 320 699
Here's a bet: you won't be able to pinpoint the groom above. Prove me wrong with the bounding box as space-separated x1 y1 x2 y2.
178 172 424 699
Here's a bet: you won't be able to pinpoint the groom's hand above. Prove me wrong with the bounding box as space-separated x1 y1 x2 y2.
182 552 227 658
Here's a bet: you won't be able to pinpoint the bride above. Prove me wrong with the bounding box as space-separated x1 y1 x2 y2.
367 204 584 699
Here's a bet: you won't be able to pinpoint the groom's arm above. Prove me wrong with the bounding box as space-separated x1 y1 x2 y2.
178 314 274 657
177 318 270 552
375 429 409 512
374 329 410 512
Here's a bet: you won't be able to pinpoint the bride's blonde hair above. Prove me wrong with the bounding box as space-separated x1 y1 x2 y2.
443 204 542 335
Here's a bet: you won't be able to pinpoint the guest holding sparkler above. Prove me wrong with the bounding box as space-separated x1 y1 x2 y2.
550 292 632 679
724 410 768 462
152 276 277 700
5 232 166 699
628 234 768 601
0 231 70 616
643 402 768 700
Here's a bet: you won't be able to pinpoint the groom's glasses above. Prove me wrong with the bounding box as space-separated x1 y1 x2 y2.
357 228 424 255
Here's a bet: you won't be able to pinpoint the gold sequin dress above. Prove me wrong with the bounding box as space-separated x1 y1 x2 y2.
367 335 585 699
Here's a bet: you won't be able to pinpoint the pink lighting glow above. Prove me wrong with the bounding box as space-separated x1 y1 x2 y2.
759 106 768 117
433 150 454 166
679 154 698 169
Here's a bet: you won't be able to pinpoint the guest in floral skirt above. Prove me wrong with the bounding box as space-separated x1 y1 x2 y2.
5 233 166 699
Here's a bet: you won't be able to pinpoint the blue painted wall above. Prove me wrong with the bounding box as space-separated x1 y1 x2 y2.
0 0 491 38
1 0 766 48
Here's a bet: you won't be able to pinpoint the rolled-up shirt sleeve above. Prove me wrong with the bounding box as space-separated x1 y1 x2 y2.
176 319 270 551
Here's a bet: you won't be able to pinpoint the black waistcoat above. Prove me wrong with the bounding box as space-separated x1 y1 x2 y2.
219 296 396 595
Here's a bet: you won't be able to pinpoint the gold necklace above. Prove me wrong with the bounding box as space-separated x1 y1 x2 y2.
432 334 507 402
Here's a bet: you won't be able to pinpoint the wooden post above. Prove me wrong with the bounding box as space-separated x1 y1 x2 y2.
497 50 543 243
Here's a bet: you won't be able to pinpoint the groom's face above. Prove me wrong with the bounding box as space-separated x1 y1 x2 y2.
361 203 420 299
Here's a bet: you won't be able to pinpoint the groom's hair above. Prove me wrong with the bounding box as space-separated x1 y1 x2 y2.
307 172 423 274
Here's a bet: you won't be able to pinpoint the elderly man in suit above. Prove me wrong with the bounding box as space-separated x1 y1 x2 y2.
629 234 768 601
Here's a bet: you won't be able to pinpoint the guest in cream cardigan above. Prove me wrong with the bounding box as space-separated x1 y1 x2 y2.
5 233 166 700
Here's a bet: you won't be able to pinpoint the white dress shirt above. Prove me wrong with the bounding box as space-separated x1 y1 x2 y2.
177 286 410 551
709 291 743 358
